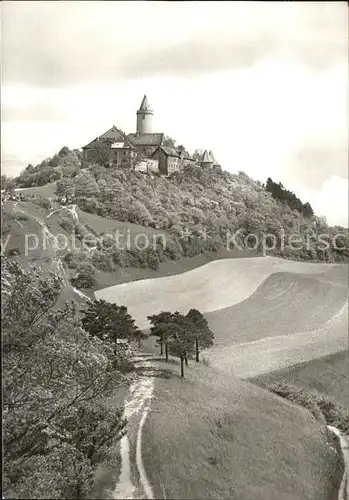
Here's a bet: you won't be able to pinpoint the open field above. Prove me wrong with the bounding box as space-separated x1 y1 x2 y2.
205 271 348 346
95 256 345 329
97 256 347 390
140 358 342 500
204 302 347 378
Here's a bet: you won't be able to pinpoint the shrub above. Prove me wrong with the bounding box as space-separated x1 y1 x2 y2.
146 249 160 270
71 262 96 289
77 196 100 214
267 382 324 422
266 382 348 433
201 356 211 367
15 213 29 221
6 248 21 257
92 250 115 272
58 215 75 233
34 196 52 210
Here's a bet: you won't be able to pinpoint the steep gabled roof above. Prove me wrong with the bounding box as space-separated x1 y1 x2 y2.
127 133 164 147
82 138 99 150
209 150 219 164
161 146 181 158
82 126 134 150
99 126 134 147
150 146 196 160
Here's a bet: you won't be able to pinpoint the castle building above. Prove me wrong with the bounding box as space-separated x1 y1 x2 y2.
81 96 216 175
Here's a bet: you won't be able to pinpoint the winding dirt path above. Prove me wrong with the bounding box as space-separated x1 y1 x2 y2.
113 357 155 500
13 202 92 302
328 426 349 500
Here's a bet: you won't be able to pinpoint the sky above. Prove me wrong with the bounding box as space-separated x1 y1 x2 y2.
1 1 348 226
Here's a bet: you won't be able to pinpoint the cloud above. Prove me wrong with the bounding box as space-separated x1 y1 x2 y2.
2 1 347 87
291 142 348 190
313 176 348 227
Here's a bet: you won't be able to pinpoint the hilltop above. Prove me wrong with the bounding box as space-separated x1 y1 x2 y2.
2 146 348 296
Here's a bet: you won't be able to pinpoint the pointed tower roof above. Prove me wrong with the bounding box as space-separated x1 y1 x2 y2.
201 150 213 163
139 94 152 112
209 150 218 164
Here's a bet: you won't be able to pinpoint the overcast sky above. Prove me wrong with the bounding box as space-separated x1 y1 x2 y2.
1 1 348 226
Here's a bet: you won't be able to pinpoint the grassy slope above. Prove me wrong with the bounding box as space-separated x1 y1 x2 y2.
3 199 260 290
74 209 261 287
142 358 342 500
95 257 339 329
14 183 58 197
250 350 349 408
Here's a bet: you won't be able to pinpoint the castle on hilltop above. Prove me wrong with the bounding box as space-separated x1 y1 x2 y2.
81 95 219 175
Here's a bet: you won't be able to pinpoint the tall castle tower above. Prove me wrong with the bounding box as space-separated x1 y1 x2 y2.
136 95 153 134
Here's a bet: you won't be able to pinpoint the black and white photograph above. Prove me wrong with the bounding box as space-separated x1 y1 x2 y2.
1 1 348 499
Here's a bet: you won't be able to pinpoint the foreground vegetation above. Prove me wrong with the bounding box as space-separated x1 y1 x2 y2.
2 259 140 499
2 255 218 497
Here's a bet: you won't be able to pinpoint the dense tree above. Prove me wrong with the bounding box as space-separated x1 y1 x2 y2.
59 149 82 178
58 146 70 158
148 311 173 361
192 149 204 161
74 171 100 199
1 175 16 192
81 300 142 360
167 312 195 377
186 308 214 362
149 311 200 377
162 135 177 149
265 177 314 218
8 144 348 266
2 259 130 499
86 141 111 167
56 177 76 203
130 149 146 171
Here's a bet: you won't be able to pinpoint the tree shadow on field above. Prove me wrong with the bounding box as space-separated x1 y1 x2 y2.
151 356 179 365
133 365 179 380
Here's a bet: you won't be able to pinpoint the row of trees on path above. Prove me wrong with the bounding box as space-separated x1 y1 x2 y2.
81 302 215 378
148 309 214 377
